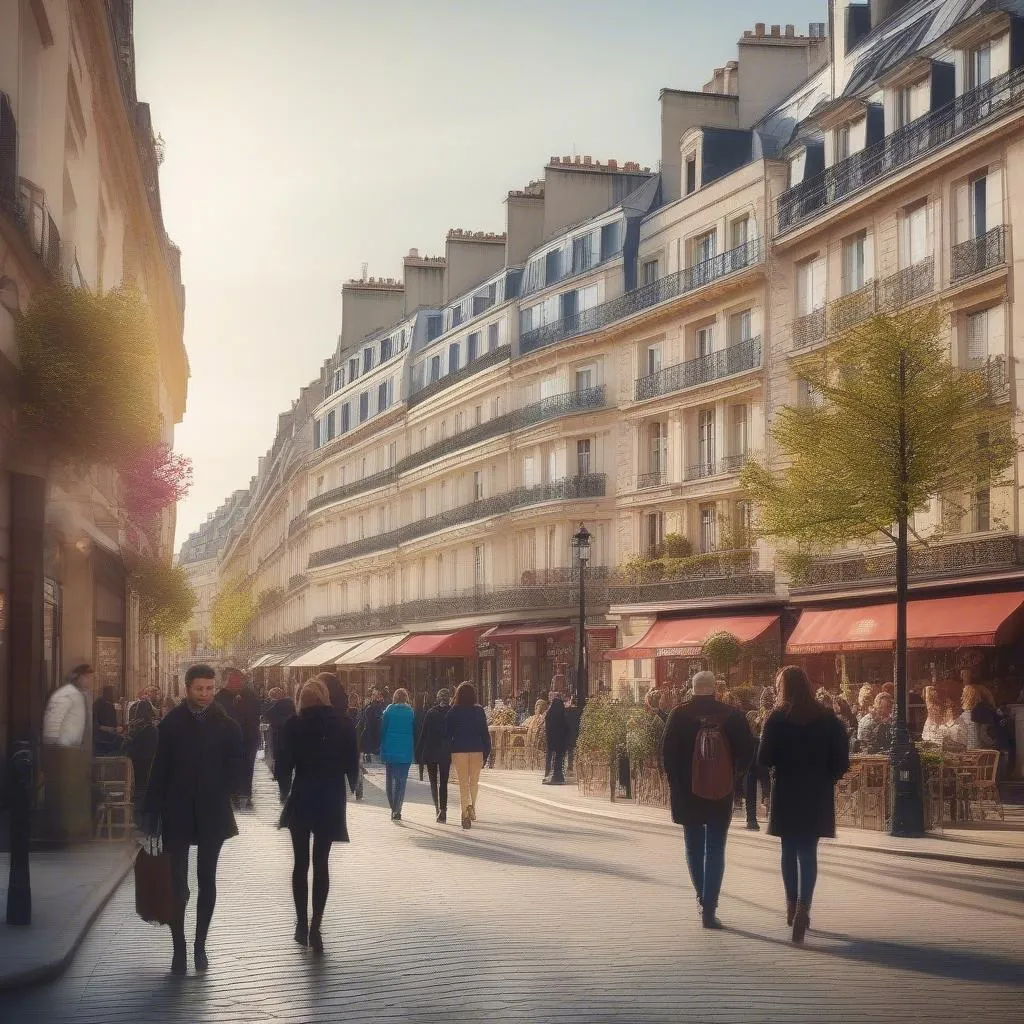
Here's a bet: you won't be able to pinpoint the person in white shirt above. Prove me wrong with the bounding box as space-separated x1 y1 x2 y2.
41 664 94 843
42 665 92 747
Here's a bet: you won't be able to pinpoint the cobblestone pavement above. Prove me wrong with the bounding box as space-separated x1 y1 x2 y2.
2 763 1022 1024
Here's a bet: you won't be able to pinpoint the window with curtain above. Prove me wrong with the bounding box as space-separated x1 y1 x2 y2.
699 504 717 554
966 310 989 366
576 439 591 476
698 409 715 469
842 231 867 293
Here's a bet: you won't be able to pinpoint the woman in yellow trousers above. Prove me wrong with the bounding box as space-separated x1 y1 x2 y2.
445 682 491 829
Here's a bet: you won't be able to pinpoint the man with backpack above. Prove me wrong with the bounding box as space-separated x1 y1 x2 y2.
662 670 755 929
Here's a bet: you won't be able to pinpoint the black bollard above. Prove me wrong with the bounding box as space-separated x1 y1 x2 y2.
6 741 34 926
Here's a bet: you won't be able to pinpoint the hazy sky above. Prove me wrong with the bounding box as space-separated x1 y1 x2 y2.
132 0 827 549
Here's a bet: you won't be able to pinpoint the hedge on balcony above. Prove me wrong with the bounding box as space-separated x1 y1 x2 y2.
617 548 754 585
16 285 161 463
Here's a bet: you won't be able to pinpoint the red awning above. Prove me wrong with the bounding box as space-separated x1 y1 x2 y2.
482 622 575 644
606 614 779 660
786 592 1024 654
389 629 480 659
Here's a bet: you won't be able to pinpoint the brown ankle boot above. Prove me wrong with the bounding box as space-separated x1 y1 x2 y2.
786 900 796 926
791 901 810 943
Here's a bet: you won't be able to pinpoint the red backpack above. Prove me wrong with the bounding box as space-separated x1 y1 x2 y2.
691 715 734 800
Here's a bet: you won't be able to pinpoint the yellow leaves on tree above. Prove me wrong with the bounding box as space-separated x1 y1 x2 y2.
128 557 196 639
210 577 255 649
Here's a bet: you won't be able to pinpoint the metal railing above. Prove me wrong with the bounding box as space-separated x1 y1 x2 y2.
685 452 749 480
408 344 511 408
791 307 826 350
791 533 1024 592
609 572 776 605
634 337 761 401
288 511 308 537
876 256 935 310
311 571 612 635
778 66 1024 234
828 283 875 334
975 354 1010 404
288 573 309 591
308 385 607 513
636 470 666 489
520 238 762 356
309 473 607 569
952 225 1007 282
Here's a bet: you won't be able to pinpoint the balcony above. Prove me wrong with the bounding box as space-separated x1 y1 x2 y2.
308 473 607 569
790 533 1024 594
975 355 1011 404
408 343 511 409
778 66 1024 234
308 385 607 513
791 307 826 350
636 470 667 489
312 569 611 635
609 550 774 605
952 226 1007 282
684 453 749 481
288 511 308 537
634 336 762 402
828 283 875 334
288 573 309 591
519 238 762 356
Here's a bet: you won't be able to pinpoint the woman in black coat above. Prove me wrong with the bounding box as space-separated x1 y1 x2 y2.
415 689 452 822
544 695 570 785
758 666 850 944
277 678 360 953
126 699 159 823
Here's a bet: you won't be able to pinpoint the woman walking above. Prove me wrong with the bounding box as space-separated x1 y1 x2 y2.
380 688 415 821
758 666 850 944
277 678 360 953
415 689 452 822
446 682 491 829
543 694 570 785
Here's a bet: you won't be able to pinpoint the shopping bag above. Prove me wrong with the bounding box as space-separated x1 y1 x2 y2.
134 839 175 926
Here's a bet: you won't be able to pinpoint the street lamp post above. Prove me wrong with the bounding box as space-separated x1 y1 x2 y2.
572 523 591 713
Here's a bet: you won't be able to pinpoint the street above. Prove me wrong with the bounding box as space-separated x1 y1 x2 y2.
2 764 1022 1024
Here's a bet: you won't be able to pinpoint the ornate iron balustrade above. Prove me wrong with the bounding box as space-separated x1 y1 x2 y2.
288 511 308 537
952 225 1007 282
408 344 511 408
634 337 762 402
308 473 607 569
636 470 666 489
685 452 749 481
778 66 1024 233
312 571 611 635
791 534 1024 593
792 307 826 350
288 573 309 591
520 238 762 356
307 385 606 513
978 354 1010 404
876 257 935 310
609 572 776 605
828 283 875 334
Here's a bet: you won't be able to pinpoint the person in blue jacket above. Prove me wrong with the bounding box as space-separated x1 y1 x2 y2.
380 688 415 821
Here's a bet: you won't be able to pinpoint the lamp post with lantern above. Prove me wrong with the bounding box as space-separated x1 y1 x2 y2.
572 522 591 712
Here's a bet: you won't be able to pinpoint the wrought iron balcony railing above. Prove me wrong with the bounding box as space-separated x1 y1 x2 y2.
952 225 1007 282
876 256 935 310
636 470 667 489
828 283 875 334
634 336 762 402
685 452 749 481
777 66 1024 234
288 573 309 591
288 511 308 537
408 344 511 408
307 385 606 513
975 354 1011 404
609 572 776 605
309 473 607 569
311 570 612 636
791 307 826 350
520 238 762 356
790 533 1024 593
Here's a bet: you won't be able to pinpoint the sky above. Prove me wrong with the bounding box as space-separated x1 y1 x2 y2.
131 0 828 550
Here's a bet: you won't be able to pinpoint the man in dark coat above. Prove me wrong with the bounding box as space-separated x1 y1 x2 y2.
262 687 296 792
415 688 452 822
143 664 243 975
93 685 122 755
359 690 386 765
662 670 755 929
215 669 262 807
544 695 570 785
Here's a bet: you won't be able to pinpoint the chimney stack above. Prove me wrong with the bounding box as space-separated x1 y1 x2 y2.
755 22 765 36
785 24 795 37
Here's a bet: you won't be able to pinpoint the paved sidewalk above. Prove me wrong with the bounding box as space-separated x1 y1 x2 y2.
477 769 1024 868
0 841 137 989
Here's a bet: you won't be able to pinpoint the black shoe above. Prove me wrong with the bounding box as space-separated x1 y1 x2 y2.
171 948 187 975
309 928 324 955
294 923 309 947
701 914 724 930
194 945 209 972
437 809 447 823
745 820 760 831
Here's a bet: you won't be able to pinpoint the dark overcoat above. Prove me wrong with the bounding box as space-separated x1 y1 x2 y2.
758 707 851 839
277 706 360 841
360 700 385 755
215 687 262 749
143 702 243 845
661 695 756 827
415 703 451 766
545 698 570 753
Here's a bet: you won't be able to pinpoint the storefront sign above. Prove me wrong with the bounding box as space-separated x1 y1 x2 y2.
95 636 123 695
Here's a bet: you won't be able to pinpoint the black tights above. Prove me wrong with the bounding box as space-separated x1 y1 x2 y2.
167 840 224 949
289 826 333 930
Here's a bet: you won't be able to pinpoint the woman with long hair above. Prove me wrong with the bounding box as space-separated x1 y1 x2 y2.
758 666 850 943
446 682 491 829
277 677 359 953
380 688 415 821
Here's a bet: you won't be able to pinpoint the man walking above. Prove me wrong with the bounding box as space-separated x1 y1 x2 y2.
41 664 93 843
360 689 386 766
662 670 754 929
215 669 261 807
415 688 452 823
143 664 242 975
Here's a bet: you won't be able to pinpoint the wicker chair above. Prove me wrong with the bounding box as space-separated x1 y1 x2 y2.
505 732 528 771
93 756 135 841
961 749 1004 821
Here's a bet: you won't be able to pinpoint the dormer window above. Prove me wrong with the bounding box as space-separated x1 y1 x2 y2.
685 154 697 195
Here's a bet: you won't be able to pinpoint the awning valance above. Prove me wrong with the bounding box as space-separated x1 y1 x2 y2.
482 622 574 644
606 614 779 660
335 633 408 665
286 639 360 668
389 629 479 659
786 592 1024 654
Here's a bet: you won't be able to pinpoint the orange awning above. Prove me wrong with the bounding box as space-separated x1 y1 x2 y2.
606 614 779 660
786 592 1024 654
389 629 480 659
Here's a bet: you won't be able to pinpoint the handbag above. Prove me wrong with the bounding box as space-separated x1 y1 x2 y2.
134 838 175 926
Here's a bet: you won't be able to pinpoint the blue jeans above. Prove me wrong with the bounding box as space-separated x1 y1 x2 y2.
682 821 729 913
780 836 819 905
385 762 410 814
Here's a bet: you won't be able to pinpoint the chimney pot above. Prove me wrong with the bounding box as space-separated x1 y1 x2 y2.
770 24 780 37
755 22 765 36
785 24 795 37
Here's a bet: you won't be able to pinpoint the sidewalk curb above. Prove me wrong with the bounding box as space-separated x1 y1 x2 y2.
476 778 1024 870
0 842 137 991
